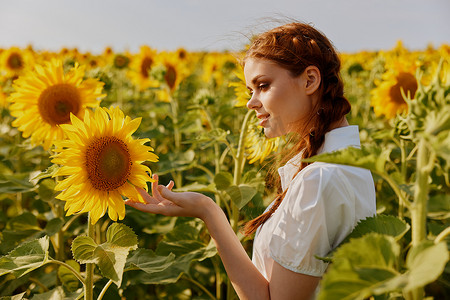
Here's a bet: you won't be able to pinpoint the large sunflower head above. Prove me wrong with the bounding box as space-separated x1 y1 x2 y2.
370 57 418 119
127 45 160 90
245 114 280 164
8 59 105 150
51 107 158 224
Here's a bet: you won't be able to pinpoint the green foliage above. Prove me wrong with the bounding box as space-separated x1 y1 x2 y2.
72 223 138 286
0 47 447 299
0 237 49 278
319 234 449 300
57 260 81 292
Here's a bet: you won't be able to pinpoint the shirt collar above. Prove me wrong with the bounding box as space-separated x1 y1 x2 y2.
318 125 361 154
278 125 361 190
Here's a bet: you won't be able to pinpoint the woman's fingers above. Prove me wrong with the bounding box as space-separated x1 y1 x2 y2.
136 187 160 204
125 200 179 216
166 180 174 190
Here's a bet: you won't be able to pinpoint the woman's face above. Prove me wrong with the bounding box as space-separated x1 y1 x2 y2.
244 58 316 138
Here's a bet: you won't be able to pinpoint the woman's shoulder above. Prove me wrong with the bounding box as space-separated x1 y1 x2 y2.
289 161 373 194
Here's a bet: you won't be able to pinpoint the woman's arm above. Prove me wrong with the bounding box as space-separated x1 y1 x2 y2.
125 175 319 300
125 175 270 299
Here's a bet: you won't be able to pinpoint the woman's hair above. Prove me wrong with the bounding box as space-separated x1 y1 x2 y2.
243 22 351 236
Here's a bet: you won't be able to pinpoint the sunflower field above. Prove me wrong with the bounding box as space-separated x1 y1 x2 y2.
0 41 449 300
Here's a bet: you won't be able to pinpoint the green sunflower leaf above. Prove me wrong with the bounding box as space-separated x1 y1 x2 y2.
125 248 176 274
318 233 400 300
318 215 410 263
0 292 26 300
29 286 64 300
71 236 98 264
71 223 138 286
404 240 449 292
318 234 450 299
0 236 49 278
226 184 258 210
0 173 35 194
214 171 233 190
342 215 410 243
427 194 450 220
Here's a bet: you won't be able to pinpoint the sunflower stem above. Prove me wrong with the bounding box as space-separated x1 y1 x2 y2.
46 259 85 285
169 90 183 188
226 110 252 300
56 201 65 261
85 214 95 300
408 138 434 300
97 279 114 300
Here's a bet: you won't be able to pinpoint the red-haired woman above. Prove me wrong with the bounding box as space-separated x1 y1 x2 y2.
126 22 376 299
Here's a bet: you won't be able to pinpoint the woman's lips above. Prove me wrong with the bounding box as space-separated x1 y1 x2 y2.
257 114 270 126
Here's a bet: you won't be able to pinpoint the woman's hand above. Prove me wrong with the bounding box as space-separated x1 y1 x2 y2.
125 174 215 220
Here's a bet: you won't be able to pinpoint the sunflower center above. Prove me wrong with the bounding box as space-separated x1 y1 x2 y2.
165 65 177 89
389 72 418 104
140 57 153 78
114 55 129 69
38 83 81 126
7 53 24 70
85 136 132 191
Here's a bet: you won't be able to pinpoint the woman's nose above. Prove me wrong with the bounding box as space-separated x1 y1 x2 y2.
246 94 261 110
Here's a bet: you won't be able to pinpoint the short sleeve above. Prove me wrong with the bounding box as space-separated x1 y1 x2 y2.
269 164 352 277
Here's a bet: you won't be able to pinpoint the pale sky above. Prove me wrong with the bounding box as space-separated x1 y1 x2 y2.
1 0 449 54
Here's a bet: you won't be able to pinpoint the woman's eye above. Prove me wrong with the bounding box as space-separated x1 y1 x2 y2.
258 83 269 90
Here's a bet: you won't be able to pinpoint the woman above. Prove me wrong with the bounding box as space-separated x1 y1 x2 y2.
126 22 376 299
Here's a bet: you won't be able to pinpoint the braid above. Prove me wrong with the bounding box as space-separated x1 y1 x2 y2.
243 22 350 236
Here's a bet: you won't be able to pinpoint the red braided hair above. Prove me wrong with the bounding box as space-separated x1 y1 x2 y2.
242 22 351 236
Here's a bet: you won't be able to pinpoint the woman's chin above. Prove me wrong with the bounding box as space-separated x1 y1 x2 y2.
263 128 282 139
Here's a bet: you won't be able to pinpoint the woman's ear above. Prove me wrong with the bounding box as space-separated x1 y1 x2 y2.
304 66 321 95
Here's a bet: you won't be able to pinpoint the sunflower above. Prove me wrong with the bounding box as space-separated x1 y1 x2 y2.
154 51 189 102
112 53 131 69
127 45 159 90
370 57 418 119
229 67 251 107
244 114 280 164
0 47 34 78
8 59 105 150
51 107 158 224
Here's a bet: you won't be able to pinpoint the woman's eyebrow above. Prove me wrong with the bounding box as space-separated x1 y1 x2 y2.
246 74 264 89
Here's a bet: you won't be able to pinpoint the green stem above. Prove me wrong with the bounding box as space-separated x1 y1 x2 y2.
56 202 65 261
409 139 434 300
227 110 252 300
212 256 222 299
16 192 23 214
398 139 408 219
202 107 222 175
46 259 85 285
378 172 411 210
194 164 215 180
435 227 450 244
411 139 433 247
29 277 49 292
85 214 95 300
61 214 82 232
169 91 183 188
182 274 217 300
97 279 113 300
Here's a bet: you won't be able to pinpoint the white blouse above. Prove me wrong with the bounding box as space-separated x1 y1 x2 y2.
252 125 376 282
